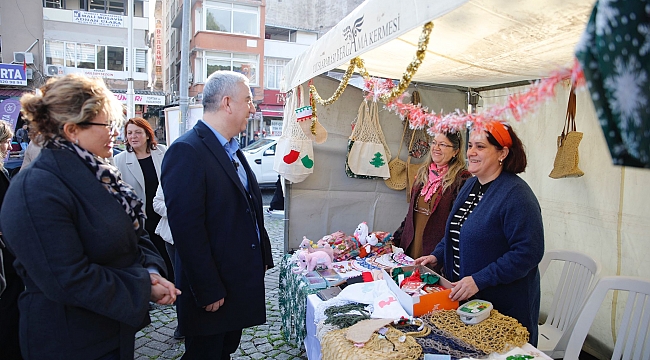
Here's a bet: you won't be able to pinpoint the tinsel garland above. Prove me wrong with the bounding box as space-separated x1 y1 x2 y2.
308 21 433 115
364 59 586 133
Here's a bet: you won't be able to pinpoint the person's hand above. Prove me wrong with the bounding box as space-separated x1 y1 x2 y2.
449 276 479 301
204 298 225 312
150 273 181 305
414 255 437 267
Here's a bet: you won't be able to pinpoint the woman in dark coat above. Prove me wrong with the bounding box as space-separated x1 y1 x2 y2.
416 121 544 345
0 74 180 360
393 131 471 263
0 120 22 360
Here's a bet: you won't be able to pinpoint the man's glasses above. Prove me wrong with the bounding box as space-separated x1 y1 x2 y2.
430 140 454 149
79 121 119 132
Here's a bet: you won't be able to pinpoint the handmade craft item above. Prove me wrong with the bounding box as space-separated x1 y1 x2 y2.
299 236 334 260
549 84 584 178
346 100 391 179
384 120 409 190
273 85 314 183
292 249 333 273
423 310 529 354
320 326 422 360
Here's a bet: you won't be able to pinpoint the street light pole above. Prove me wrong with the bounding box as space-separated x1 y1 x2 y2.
178 0 191 136
126 0 135 121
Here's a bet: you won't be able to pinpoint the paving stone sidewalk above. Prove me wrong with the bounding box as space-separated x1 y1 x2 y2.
135 194 307 360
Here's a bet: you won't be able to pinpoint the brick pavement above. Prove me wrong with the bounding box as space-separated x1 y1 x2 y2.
134 200 307 360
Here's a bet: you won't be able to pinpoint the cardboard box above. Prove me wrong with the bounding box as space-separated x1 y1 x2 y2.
382 265 458 316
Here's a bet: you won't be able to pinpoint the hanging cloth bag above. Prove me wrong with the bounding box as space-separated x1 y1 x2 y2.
273 85 315 183
384 120 409 190
549 85 584 179
346 100 391 179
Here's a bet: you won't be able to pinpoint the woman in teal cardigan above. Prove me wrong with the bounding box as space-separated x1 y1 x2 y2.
416 121 544 345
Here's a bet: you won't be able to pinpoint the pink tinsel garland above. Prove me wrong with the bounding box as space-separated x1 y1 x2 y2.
363 59 586 133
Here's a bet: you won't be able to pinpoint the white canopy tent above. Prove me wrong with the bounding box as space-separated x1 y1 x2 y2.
280 0 650 358
281 0 595 91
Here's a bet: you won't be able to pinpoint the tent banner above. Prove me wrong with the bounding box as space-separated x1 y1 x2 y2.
281 0 468 91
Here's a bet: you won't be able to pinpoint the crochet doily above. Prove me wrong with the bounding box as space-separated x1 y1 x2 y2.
321 326 422 360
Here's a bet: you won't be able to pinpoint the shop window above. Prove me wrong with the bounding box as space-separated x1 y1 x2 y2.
96 46 106 70
204 2 259 36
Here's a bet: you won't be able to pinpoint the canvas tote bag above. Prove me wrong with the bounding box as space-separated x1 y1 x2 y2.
273 85 315 183
346 100 391 178
549 85 585 179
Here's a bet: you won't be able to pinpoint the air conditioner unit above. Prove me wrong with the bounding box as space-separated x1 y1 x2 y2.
47 65 64 76
13 52 34 64
25 69 33 80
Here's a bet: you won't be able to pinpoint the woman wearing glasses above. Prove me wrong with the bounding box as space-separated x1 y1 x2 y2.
114 118 173 282
392 131 471 263
416 121 544 345
1 74 179 360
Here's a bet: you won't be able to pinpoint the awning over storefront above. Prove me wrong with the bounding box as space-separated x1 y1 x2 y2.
0 88 28 101
259 104 284 118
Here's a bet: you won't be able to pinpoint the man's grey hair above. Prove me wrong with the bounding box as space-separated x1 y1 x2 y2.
202 71 250 113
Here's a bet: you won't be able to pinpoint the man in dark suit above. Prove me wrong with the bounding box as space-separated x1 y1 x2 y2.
161 71 274 360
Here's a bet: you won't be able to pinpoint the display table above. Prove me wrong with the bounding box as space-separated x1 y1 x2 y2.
278 255 361 344
304 294 554 360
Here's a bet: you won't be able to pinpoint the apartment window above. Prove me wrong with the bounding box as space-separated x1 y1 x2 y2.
45 40 65 66
107 46 124 71
77 43 96 69
65 43 76 67
89 0 125 15
205 52 258 85
125 48 148 73
204 2 259 36
264 57 289 90
96 46 106 69
44 0 64 8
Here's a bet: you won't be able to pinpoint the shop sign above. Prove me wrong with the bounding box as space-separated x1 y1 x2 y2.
0 63 27 86
73 10 123 27
114 93 166 106
270 120 283 136
66 67 127 80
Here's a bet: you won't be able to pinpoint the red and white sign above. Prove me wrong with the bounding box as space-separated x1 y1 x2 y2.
114 93 166 106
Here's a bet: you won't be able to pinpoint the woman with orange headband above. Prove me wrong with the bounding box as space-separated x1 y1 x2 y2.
416 121 544 346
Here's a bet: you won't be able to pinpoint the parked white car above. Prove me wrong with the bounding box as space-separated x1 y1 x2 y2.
242 136 280 186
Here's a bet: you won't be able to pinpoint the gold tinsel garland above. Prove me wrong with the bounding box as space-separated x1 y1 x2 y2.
307 21 433 117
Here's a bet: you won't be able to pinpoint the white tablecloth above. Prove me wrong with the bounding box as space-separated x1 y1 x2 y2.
304 294 553 360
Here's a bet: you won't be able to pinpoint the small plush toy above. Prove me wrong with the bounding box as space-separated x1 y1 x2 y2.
354 222 369 245
366 233 379 246
299 236 317 250
292 250 332 273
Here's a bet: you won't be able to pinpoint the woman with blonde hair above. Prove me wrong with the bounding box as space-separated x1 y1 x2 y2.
0 120 22 360
393 131 471 262
0 74 179 360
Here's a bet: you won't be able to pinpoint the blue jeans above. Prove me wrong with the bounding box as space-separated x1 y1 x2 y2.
20 143 28 151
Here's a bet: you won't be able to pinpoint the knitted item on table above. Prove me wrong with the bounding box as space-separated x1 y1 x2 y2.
324 303 371 328
320 326 422 360
423 310 529 354
401 323 487 359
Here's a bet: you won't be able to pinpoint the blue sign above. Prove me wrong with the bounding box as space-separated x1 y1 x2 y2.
0 63 27 86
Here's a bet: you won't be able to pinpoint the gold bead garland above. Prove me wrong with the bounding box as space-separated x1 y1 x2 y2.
309 58 359 107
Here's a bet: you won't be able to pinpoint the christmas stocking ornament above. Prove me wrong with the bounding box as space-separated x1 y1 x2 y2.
283 149 300 164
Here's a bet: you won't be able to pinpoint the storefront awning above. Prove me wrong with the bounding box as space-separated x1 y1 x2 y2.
0 88 28 101
259 104 284 118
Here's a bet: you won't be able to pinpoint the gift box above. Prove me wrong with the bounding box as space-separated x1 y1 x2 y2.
382 265 458 316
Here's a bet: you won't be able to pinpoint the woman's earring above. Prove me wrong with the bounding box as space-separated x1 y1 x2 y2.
75 139 79 145
499 159 503 166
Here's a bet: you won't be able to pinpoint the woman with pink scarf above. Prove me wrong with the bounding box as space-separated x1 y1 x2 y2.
392 131 470 267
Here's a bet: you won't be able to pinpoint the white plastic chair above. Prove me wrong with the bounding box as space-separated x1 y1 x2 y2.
564 276 650 360
537 249 600 358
